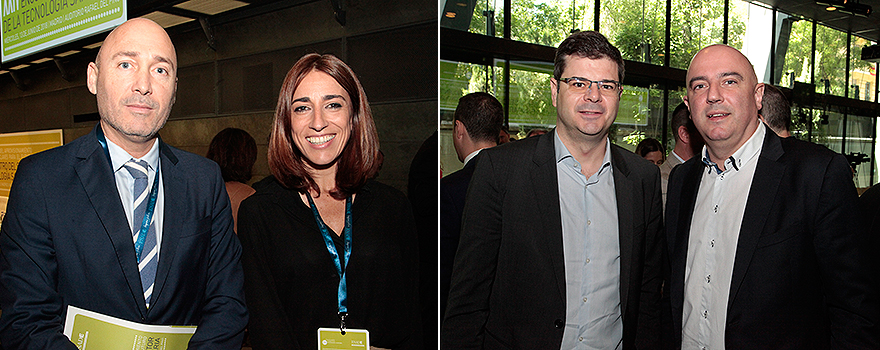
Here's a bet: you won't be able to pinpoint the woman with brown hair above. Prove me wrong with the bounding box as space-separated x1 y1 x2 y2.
237 53 421 349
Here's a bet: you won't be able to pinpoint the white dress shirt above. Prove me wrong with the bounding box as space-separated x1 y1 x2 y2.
682 125 764 350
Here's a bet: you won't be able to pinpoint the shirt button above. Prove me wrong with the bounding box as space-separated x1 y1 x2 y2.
713 204 718 213
706 275 711 283
587 220 591 226
710 239 715 248
579 337 584 341
702 310 708 318
583 297 588 303
585 258 590 264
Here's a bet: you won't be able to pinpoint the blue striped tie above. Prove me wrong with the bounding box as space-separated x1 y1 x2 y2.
124 159 158 308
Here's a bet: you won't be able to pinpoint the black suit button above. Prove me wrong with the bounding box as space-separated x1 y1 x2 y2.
554 319 563 329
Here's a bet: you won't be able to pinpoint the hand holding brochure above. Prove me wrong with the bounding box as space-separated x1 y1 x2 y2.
63 305 197 350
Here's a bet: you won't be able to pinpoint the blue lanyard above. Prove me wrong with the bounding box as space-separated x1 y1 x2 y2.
97 125 160 262
306 194 353 332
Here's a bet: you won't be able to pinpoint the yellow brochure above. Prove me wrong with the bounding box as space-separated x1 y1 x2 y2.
318 327 369 349
63 305 197 350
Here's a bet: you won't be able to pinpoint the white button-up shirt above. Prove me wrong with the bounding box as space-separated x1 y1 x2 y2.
682 125 764 350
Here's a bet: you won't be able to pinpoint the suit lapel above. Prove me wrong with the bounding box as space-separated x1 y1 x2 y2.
530 133 567 303
728 128 784 312
609 145 634 317
74 127 148 317
670 157 703 335
150 140 182 315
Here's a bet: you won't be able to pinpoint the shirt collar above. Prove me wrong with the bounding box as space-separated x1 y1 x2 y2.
106 137 160 173
554 130 613 173
463 148 483 166
701 124 765 175
671 149 687 164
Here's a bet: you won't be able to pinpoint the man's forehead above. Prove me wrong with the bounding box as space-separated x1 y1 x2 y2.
99 20 176 62
562 55 617 73
687 47 754 81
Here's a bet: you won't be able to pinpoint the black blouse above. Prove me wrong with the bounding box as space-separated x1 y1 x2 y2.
238 177 422 349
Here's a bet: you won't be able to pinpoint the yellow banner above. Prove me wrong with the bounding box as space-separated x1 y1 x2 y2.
0 129 63 227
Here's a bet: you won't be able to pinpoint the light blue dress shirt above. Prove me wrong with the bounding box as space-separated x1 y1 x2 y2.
555 132 622 350
106 138 164 258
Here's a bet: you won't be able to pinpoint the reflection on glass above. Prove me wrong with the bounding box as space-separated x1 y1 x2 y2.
844 115 875 188
615 86 664 152
510 0 594 47
849 37 876 102
506 60 556 127
815 24 847 97
813 111 843 153
778 19 813 89
730 1 774 83
440 0 504 37
668 0 728 69
599 0 666 65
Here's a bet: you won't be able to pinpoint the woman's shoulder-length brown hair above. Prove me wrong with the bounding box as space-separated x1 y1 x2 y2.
268 53 380 200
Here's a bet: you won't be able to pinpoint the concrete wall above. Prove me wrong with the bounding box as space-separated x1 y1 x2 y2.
0 0 437 192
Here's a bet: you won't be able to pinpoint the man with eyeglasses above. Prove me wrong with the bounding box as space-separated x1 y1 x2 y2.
442 30 663 350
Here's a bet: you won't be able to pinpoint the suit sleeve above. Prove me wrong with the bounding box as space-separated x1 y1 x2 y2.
814 154 879 348
635 164 665 349
441 153 503 349
0 157 79 350
186 164 249 349
439 180 459 319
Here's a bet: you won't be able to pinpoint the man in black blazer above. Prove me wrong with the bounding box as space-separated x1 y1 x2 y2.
0 19 247 349
442 31 663 349
666 44 877 349
440 92 503 319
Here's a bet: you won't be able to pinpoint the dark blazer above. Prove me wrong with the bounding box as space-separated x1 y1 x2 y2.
441 131 664 349
0 126 248 349
440 158 477 319
665 126 878 349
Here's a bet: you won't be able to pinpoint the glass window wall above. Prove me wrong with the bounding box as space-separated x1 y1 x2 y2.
668 0 726 69
731 0 773 84
599 0 666 65
441 0 504 37
849 37 876 102
815 24 848 97
778 19 813 89
845 114 876 188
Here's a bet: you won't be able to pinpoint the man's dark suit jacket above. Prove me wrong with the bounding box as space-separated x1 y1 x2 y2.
440 158 476 320
0 126 248 349
665 125 877 349
442 131 664 349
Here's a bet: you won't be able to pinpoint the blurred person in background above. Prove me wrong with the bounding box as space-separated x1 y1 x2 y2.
636 137 665 166
206 127 257 233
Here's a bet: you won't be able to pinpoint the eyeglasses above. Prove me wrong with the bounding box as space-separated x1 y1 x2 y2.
557 77 621 95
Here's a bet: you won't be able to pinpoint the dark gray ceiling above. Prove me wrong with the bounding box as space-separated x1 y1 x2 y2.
752 0 880 42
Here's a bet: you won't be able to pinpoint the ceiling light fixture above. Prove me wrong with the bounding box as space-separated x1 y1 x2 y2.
817 0 871 16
